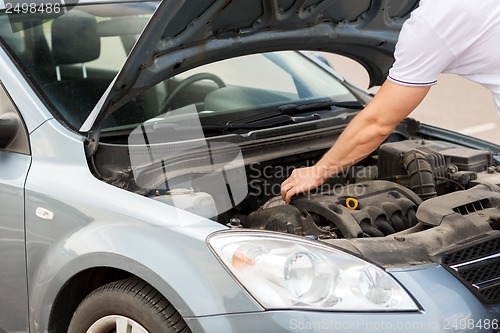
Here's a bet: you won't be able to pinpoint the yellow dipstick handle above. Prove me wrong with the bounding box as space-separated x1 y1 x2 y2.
345 197 359 210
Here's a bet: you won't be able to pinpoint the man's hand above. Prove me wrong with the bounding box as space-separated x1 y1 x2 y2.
280 81 430 204
281 165 331 203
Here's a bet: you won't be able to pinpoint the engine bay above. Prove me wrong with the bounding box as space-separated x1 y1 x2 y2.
223 137 500 239
93 119 500 241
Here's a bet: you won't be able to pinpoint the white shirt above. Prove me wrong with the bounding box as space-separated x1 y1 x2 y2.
388 0 500 113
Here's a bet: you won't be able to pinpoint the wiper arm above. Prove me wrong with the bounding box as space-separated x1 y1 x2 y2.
203 114 298 131
229 99 364 126
278 100 364 114
202 99 363 132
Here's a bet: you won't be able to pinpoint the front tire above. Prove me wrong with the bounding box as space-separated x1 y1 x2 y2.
68 277 190 333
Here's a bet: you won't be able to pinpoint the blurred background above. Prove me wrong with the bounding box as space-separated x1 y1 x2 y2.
326 54 500 145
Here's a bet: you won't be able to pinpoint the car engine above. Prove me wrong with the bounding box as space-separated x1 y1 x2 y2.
243 180 421 239
94 127 500 240
129 137 497 239
214 138 497 239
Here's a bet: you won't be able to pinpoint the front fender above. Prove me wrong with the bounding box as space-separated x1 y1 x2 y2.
29 220 261 332
25 118 261 333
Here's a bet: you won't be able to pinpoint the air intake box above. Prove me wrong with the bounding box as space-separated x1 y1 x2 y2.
378 140 448 181
378 140 491 178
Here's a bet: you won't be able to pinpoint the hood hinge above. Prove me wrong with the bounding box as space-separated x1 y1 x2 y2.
84 129 101 158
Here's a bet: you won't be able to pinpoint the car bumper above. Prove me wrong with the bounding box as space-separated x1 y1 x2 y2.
185 264 500 332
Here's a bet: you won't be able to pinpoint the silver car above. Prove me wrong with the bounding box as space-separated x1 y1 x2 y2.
0 0 499 332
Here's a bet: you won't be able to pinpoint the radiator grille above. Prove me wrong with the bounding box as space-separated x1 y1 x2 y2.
442 236 500 305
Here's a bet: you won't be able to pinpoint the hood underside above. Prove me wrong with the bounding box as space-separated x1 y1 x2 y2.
81 0 419 133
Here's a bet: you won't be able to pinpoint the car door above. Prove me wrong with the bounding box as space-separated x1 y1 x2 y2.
0 82 31 332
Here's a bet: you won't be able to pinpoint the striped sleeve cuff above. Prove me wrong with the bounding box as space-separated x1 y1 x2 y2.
388 75 438 87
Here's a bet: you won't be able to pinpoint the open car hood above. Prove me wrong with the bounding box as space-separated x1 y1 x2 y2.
80 0 418 134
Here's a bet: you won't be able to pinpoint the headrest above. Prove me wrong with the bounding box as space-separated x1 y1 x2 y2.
52 11 100 65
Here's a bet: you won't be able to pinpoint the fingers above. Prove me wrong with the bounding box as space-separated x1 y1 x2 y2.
281 178 311 203
281 180 296 204
281 167 321 203
281 169 303 203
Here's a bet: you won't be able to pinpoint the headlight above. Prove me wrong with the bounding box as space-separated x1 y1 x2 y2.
208 231 419 311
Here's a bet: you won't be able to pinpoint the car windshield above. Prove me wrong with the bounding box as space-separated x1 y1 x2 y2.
0 2 359 133
128 51 360 132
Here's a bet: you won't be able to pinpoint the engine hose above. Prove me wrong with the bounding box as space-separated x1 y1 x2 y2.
402 150 437 200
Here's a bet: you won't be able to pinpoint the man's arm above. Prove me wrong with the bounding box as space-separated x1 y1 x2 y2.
281 80 431 203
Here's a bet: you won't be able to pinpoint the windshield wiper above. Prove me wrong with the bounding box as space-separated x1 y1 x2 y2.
201 99 363 132
227 99 364 126
278 100 364 114
202 114 299 131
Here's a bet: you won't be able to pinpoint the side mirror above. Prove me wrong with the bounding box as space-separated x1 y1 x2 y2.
0 112 19 149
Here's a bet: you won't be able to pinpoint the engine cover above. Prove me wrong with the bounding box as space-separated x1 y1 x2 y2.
245 180 422 239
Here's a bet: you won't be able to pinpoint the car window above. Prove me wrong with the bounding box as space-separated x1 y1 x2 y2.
0 2 157 130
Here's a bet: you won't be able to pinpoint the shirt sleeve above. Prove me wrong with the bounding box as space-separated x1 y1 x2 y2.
388 14 456 86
